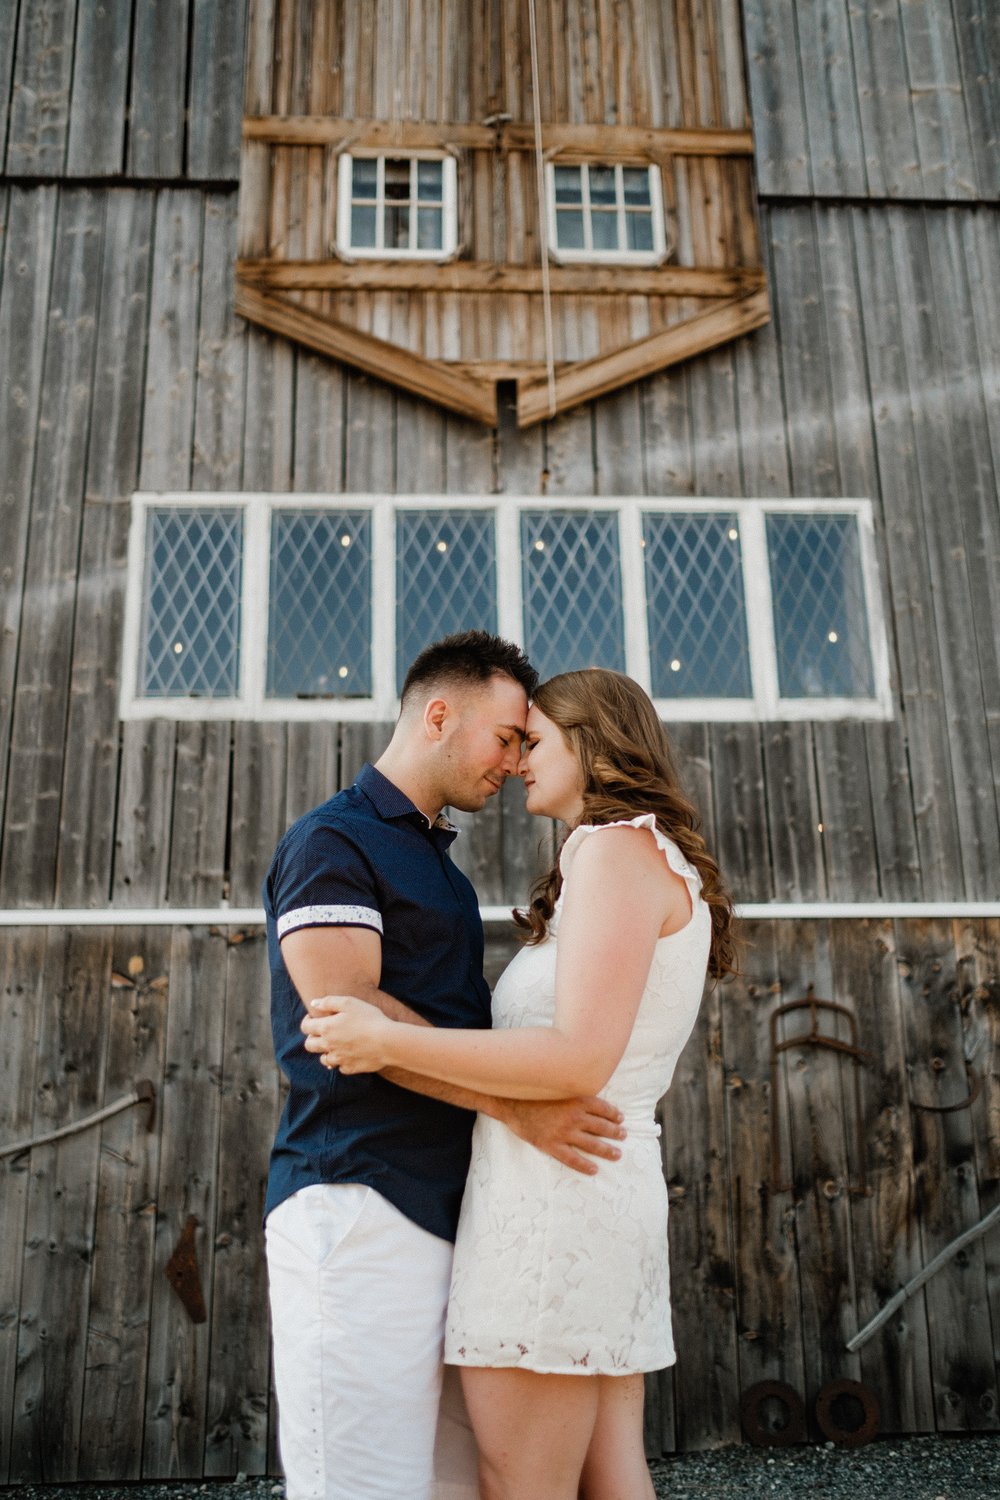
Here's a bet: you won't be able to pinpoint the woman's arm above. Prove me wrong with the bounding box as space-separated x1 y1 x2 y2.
302 826 688 1099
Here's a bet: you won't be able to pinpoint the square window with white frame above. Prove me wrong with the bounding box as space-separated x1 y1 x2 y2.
121 495 892 724
546 162 667 264
337 152 458 260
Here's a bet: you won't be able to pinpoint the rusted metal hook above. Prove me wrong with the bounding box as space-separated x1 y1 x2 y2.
770 987 871 1196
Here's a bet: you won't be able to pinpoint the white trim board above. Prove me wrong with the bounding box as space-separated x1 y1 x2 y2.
0 903 998 928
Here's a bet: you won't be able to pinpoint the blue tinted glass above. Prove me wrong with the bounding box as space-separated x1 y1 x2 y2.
553 166 583 204
417 160 443 200
352 158 378 199
622 168 652 206
416 206 443 250
626 211 654 251
521 511 626 681
555 208 585 249
142 509 242 697
643 513 752 697
396 511 497 693
767 513 875 697
588 166 616 206
267 511 371 697
351 203 377 246
591 210 619 251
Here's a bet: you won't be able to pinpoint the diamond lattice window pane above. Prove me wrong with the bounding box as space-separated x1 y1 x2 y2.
767 512 875 698
521 511 626 681
141 508 242 697
643 513 752 698
268 511 372 698
396 511 497 693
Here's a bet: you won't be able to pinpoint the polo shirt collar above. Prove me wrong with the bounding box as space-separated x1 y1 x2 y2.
356 762 458 836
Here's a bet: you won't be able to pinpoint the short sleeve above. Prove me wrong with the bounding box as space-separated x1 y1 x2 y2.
559 813 702 906
266 820 383 941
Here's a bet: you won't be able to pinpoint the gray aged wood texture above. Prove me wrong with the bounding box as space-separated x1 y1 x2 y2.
744 0 994 200
2 0 246 181
1 187 999 907
2 0 1000 1481
1 917 996 1479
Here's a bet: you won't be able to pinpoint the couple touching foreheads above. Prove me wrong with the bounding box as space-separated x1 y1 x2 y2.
263 631 736 1500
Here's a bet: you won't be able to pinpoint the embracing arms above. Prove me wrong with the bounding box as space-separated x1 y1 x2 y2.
302 825 690 1101
280 922 626 1174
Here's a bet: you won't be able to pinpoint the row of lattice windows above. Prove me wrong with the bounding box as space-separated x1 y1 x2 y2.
123 497 889 723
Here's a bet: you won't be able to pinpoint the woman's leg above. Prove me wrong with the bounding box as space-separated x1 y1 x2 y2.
460 1366 599 1500
579 1374 656 1500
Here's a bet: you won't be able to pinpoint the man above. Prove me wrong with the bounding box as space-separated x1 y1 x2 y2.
263 632 625 1500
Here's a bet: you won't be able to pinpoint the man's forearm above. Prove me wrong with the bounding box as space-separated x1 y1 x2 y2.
381 1062 514 1121
353 984 509 1118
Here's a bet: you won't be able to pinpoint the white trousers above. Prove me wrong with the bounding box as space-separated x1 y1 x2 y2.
266 1183 480 1500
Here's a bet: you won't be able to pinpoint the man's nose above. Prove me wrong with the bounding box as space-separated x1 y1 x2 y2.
502 742 521 775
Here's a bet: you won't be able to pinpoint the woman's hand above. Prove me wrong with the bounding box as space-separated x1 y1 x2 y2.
301 994 394 1074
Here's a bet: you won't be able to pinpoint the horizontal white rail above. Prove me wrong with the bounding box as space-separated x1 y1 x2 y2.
0 902 998 927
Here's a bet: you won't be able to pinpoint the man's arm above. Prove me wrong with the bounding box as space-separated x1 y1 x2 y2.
280 925 625 1174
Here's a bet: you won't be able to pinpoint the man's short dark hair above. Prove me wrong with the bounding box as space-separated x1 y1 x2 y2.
400 631 538 708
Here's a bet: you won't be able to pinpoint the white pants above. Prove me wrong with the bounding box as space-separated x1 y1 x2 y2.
266 1183 480 1500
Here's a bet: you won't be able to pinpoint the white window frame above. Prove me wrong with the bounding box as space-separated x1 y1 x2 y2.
120 494 893 723
336 150 458 261
545 161 667 266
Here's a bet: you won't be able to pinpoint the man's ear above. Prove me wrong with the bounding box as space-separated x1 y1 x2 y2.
423 696 450 740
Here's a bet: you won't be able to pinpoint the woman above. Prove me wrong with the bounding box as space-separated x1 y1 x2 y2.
303 669 737 1500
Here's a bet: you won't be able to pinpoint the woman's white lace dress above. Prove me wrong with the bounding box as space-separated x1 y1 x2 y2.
444 815 710 1375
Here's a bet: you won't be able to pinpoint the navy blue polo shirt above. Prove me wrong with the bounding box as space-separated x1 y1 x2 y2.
263 762 492 1242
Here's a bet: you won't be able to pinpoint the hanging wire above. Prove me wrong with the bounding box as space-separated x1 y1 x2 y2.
527 0 557 418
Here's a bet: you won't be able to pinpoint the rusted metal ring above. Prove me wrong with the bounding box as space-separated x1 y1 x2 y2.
739 1380 805 1447
814 1378 880 1447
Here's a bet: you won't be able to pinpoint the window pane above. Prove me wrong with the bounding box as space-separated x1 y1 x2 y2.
384 204 410 248
588 166 616 205
553 165 583 204
396 511 497 693
591 210 619 251
268 511 372 697
352 158 378 199
622 168 652 206
767 513 875 697
521 511 626 681
351 203 377 246
625 211 654 252
643 513 751 698
555 208 585 249
417 160 444 199
417 206 443 250
141 508 242 697
384 159 410 200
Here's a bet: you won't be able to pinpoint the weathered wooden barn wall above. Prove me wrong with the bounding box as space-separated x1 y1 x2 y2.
236 0 764 381
2 916 999 1477
1 0 1000 1482
1 185 998 911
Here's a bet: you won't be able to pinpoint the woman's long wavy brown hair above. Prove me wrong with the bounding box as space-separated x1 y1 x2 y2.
512 669 738 980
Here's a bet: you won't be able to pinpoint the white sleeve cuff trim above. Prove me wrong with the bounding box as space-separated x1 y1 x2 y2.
277 904 384 938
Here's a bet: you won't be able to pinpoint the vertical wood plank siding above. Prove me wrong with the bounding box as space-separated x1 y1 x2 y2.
0 189 998 907
2 0 1000 1480
1 918 996 1478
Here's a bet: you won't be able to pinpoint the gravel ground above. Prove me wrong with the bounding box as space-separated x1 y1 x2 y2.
3 1436 999 1500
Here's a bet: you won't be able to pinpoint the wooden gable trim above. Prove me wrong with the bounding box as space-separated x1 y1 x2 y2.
243 117 755 158
236 258 766 300
516 289 771 427
234 279 498 425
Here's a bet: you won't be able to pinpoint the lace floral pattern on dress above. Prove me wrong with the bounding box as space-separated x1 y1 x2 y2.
445 815 711 1375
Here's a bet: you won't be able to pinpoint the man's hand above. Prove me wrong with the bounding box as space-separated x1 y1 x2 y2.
496 1095 627 1175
